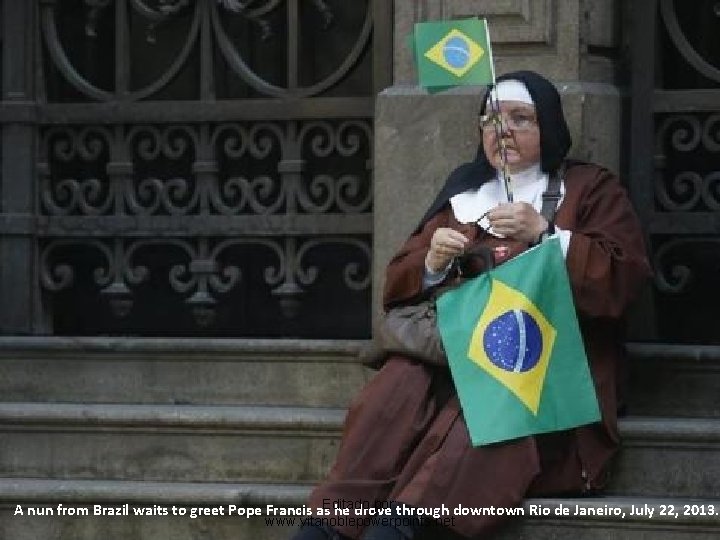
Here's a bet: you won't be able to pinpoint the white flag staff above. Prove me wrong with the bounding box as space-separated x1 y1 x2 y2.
482 20 515 203
481 78 536 204
486 86 514 203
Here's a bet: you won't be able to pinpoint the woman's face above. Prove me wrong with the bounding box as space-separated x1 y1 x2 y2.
481 100 541 174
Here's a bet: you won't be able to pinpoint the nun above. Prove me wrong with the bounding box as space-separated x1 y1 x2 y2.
292 71 651 540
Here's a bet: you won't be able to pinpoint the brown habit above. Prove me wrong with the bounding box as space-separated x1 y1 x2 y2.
307 163 650 539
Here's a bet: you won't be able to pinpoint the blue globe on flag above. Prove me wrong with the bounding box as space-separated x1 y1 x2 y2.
483 309 543 373
442 36 471 69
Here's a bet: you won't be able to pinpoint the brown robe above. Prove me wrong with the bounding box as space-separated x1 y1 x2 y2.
308 163 651 538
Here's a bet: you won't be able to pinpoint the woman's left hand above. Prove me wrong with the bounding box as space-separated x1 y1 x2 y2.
488 202 548 243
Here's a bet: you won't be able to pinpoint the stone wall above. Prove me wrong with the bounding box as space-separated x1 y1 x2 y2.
373 0 622 314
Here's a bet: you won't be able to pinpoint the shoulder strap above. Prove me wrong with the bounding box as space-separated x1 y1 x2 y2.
540 162 565 224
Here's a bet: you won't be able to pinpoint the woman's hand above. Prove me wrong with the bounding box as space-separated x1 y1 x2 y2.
488 202 548 243
425 227 469 272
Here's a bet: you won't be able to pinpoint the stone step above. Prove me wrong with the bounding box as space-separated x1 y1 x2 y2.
0 337 371 407
3 338 718 415
0 403 345 484
1 403 719 498
608 416 720 498
0 479 718 540
626 343 720 417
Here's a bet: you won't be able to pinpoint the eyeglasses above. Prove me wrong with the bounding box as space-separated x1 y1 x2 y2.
478 111 537 132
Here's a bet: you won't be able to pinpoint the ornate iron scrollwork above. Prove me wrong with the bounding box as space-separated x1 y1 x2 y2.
653 238 720 293
40 127 113 216
296 120 372 214
35 1 378 336
84 0 113 38
660 0 720 83
655 171 720 212
218 0 333 39
41 120 372 218
125 125 198 215
39 234 370 326
654 114 720 212
43 0 368 102
84 0 192 42
42 0 202 101
655 115 702 154
211 0 369 98
38 118 373 331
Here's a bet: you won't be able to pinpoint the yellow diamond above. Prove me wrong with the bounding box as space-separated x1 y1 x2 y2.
467 279 556 415
424 28 485 78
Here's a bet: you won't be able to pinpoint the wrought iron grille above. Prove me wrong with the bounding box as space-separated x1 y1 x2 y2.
631 0 720 343
0 0 391 337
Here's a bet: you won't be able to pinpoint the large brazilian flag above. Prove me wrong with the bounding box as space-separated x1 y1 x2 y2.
411 18 495 92
436 238 600 446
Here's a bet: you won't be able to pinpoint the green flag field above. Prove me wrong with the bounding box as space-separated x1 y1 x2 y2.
437 238 601 446
411 17 495 91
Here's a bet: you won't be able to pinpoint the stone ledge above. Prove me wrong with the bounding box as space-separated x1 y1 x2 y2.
4 339 717 364
625 343 720 418
379 82 621 98
2 403 719 444
626 343 720 364
0 337 369 363
0 404 345 434
620 417 720 445
0 478 309 506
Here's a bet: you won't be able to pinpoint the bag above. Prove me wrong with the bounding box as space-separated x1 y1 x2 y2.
360 246 495 369
360 298 445 368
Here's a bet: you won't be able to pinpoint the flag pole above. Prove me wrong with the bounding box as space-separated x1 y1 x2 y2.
484 20 513 203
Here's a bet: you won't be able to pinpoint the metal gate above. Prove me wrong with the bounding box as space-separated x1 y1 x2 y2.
0 0 391 337
631 0 720 343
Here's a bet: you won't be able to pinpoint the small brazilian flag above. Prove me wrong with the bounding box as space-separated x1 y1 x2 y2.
436 238 600 446
411 18 495 92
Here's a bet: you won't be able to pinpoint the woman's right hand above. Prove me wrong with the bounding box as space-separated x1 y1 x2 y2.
425 227 469 273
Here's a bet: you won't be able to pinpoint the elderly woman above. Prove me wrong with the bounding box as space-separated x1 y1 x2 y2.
292 71 650 540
